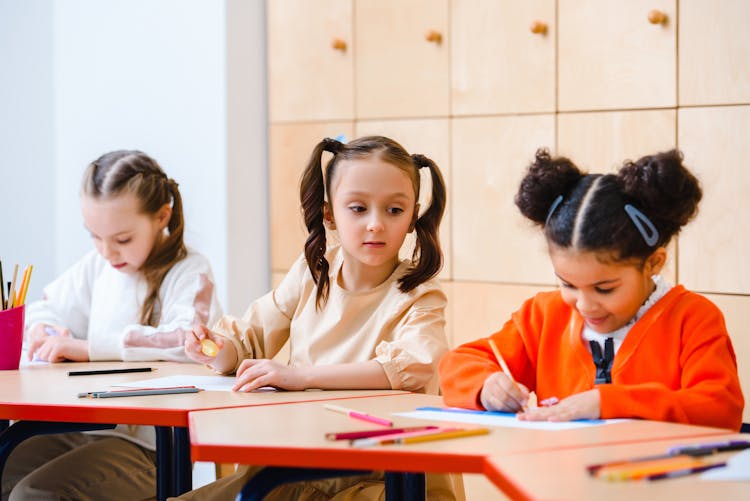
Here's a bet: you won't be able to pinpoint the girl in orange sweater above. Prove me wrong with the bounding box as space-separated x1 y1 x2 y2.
439 149 744 430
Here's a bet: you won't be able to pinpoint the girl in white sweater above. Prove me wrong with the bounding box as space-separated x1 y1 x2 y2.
4 150 222 501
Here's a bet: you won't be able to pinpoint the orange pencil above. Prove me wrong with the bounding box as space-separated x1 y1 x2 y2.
15 266 29 306
17 265 33 305
596 455 705 481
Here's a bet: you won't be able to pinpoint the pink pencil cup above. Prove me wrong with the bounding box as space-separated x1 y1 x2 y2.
0 305 24 370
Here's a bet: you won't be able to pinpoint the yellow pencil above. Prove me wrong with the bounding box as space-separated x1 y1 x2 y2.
17 265 33 305
400 427 490 444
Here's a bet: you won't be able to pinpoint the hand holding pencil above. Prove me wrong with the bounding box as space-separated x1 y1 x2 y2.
479 339 529 413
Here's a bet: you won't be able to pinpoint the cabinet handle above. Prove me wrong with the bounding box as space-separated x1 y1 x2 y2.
647 9 667 25
530 20 548 35
425 30 443 44
331 38 347 51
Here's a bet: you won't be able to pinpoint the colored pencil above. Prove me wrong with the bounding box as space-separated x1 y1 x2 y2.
399 427 490 444
78 386 201 399
17 264 33 305
326 425 438 441
0 260 5 309
645 462 726 481
324 404 393 427
350 427 462 448
6 264 18 309
596 455 705 481
488 338 527 411
68 367 154 376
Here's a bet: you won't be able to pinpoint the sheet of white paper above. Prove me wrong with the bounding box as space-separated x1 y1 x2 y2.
700 449 750 481
113 374 276 392
393 408 625 430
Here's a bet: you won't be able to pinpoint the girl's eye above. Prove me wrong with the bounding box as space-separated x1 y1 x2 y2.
560 282 574 289
117 238 132 245
348 205 366 213
595 287 614 294
388 207 404 215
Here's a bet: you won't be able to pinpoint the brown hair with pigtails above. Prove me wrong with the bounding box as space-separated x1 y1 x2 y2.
81 150 187 325
300 136 447 309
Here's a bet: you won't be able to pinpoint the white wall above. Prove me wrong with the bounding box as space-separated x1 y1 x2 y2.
0 0 268 313
0 0 55 303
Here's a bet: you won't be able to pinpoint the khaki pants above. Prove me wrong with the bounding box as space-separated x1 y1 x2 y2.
172 465 462 501
2 432 156 501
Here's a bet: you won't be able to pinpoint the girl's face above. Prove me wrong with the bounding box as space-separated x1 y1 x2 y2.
549 246 666 333
81 193 170 274
325 156 417 279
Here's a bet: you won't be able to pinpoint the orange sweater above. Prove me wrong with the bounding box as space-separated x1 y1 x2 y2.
439 286 744 431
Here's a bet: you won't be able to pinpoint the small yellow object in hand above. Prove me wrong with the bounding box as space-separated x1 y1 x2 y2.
200 338 219 357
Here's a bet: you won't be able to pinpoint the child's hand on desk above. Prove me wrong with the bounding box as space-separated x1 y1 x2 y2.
27 325 89 362
480 372 530 412
233 359 301 392
517 389 600 422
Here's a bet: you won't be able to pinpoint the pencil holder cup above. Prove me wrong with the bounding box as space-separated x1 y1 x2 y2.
0 305 24 370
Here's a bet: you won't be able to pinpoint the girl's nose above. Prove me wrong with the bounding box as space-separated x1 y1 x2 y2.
100 242 116 260
366 214 384 232
576 293 597 313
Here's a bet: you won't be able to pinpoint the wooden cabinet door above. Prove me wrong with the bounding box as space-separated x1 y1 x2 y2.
558 0 676 111
355 0 450 119
557 109 678 283
678 106 750 294
451 115 555 284
355 119 452 278
269 122 354 272
450 282 555 348
557 109 676 171
679 0 750 106
268 0 353 122
451 0 555 115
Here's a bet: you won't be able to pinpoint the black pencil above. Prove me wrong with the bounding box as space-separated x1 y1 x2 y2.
68 367 154 376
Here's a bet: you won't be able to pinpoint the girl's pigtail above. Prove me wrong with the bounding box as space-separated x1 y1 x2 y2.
140 176 188 325
399 154 447 292
301 138 340 309
618 149 702 245
515 148 583 226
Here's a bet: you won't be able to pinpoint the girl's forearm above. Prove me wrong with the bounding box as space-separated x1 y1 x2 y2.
302 360 391 390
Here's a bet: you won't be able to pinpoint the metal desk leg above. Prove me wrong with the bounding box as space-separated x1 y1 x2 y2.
155 426 173 501
402 472 425 501
0 421 115 482
236 467 373 501
384 472 403 500
173 426 192 496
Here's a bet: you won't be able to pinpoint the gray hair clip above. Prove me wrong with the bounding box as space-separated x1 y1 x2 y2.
545 195 564 226
624 204 659 247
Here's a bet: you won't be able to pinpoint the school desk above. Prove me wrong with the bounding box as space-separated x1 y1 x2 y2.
186 393 732 499
0 361 407 500
484 433 750 500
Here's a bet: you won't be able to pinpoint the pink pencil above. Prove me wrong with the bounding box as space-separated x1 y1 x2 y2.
324 403 393 427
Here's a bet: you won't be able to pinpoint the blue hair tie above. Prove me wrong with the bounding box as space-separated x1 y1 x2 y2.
545 195 564 226
624 204 659 247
